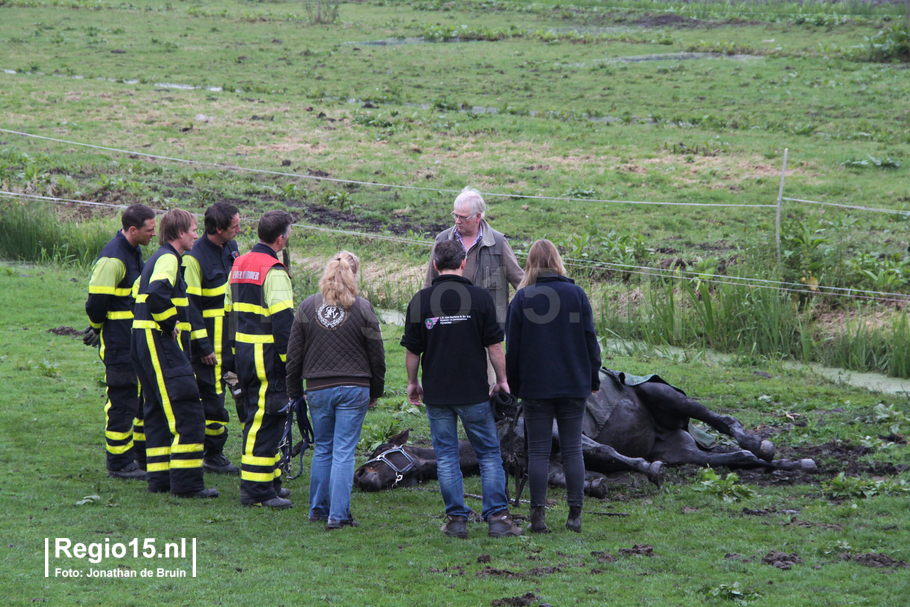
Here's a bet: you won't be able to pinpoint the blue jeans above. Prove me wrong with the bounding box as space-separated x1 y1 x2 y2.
425 402 508 521
523 397 586 509
307 386 370 524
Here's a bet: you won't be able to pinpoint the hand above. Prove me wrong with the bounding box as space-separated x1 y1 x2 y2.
171 328 179 339
368 398 378 409
407 382 424 406
491 380 510 396
201 352 217 366
82 326 100 348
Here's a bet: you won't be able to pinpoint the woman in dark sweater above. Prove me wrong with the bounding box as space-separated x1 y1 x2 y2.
504 239 601 533
285 251 385 529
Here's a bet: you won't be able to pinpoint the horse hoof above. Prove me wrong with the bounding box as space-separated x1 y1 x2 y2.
587 478 608 500
758 440 775 462
799 458 817 473
647 461 664 487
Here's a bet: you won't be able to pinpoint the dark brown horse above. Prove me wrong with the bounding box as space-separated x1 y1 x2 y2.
353 369 816 494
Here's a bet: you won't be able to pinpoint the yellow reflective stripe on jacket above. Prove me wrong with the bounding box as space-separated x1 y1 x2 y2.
135 293 148 303
177 322 192 331
106 310 134 320
89 285 132 296
202 309 225 318
152 307 177 322
233 302 267 316
90 320 104 329
268 299 293 316
172 297 189 307
235 332 275 344
190 328 207 339
132 320 160 330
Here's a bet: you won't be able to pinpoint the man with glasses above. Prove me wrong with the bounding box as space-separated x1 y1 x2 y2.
424 187 523 328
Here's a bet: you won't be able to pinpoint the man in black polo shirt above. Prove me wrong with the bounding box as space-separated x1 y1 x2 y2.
401 239 522 539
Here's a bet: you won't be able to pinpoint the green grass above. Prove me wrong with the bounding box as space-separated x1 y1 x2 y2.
2 261 910 605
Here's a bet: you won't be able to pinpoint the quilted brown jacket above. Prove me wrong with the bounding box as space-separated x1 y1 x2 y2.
285 294 385 399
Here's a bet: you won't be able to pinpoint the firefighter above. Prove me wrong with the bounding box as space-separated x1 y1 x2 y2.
181 202 242 475
131 208 217 498
229 210 294 509
86 203 156 480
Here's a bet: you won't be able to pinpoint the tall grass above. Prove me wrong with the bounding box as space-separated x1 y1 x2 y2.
0 200 113 267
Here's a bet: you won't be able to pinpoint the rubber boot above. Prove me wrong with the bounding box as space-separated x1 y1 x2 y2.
529 506 550 534
566 505 582 533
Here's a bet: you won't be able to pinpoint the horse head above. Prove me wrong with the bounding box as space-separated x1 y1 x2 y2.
354 429 430 492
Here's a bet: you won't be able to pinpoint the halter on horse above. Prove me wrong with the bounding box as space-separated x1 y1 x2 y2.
359 445 418 488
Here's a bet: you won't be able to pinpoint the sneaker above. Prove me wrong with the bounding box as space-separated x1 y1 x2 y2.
488 511 523 538
440 515 468 539
107 461 148 481
240 492 293 509
173 488 219 499
203 453 239 475
326 518 359 530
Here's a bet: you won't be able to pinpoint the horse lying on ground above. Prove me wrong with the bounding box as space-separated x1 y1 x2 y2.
353 369 817 496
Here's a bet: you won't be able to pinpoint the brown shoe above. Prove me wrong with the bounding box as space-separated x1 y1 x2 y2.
488 511 523 538
440 515 468 539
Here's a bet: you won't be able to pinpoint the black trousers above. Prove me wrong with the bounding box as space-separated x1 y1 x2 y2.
191 360 230 456
131 329 206 495
101 347 145 471
523 397 587 509
235 342 285 501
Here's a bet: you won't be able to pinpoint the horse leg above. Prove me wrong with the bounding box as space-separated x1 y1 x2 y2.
581 434 663 486
547 459 609 499
640 383 774 461
652 430 816 472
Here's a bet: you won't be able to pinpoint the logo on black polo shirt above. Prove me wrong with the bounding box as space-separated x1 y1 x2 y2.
425 317 439 330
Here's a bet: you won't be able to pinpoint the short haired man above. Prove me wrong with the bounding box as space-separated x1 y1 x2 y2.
131 209 217 498
229 210 295 509
181 202 242 476
425 187 524 327
86 203 156 480
402 239 522 538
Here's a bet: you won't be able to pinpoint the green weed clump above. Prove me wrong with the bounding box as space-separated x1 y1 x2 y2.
0 200 112 266
867 23 910 62
693 468 754 502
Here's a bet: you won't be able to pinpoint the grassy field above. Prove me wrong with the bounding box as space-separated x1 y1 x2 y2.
3 0 910 381
2 4 910 602
2 261 910 606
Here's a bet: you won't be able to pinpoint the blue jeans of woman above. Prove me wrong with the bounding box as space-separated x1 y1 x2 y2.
307 385 370 524
425 402 509 521
523 397 586 509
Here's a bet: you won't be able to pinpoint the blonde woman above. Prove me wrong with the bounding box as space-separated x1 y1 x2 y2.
285 251 385 529
504 239 601 533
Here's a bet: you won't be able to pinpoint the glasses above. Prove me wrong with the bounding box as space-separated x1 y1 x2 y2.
451 212 476 222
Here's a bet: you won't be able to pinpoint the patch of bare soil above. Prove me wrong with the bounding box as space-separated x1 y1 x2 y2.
619 544 656 557
843 552 909 568
761 551 803 570
47 326 82 338
491 593 537 607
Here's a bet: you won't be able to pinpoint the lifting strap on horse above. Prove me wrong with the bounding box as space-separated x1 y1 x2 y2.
278 394 314 481
492 391 526 507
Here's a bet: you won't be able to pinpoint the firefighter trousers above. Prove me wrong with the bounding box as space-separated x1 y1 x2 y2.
191 360 230 456
131 329 206 495
101 349 145 471
236 342 286 502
